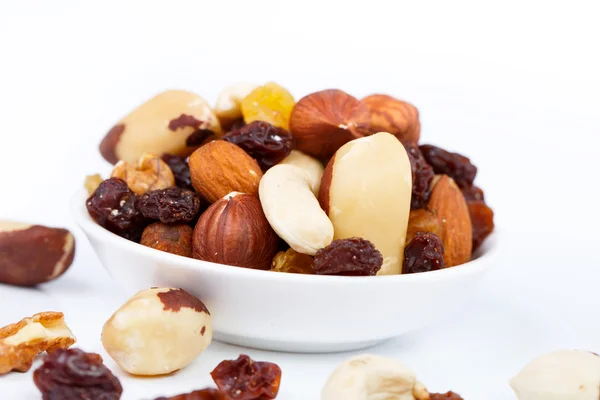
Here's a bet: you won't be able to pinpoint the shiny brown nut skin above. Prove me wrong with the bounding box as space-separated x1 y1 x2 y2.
362 94 421 143
141 223 193 258
0 221 75 286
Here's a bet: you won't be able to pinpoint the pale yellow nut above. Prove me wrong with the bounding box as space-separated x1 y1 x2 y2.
214 83 259 121
279 150 324 195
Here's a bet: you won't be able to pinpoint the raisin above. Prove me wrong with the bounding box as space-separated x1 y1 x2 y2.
462 184 485 202
154 388 226 400
186 129 215 147
430 392 464 400
312 238 383 276
223 121 293 171
271 248 314 274
406 209 441 245
467 200 494 251
161 154 194 191
403 232 445 274
228 118 247 132
403 141 434 209
210 354 282 400
137 187 201 224
241 82 295 130
419 144 477 189
33 348 123 400
86 178 147 241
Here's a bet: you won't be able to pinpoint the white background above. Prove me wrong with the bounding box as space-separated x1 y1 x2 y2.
1 1 599 399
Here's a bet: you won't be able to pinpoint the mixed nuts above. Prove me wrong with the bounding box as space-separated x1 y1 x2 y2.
88 82 495 276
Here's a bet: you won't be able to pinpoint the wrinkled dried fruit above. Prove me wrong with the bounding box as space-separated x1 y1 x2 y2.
430 392 464 400
210 354 282 400
34 348 123 400
86 178 147 241
155 388 227 400
312 237 383 276
403 142 434 209
223 121 293 171
419 145 477 189
137 187 201 224
406 209 441 245
111 152 176 195
161 154 194 191
461 185 484 202
403 232 445 274
271 248 314 274
241 82 295 130
141 223 193 257
84 174 104 196
467 200 494 251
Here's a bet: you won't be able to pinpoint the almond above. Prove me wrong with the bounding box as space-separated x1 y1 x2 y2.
427 175 472 267
188 140 263 203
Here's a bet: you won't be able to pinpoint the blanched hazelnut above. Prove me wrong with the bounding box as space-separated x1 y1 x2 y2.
101 288 212 376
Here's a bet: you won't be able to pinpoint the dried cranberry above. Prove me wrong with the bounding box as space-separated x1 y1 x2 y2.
461 185 484 202
419 144 477 189
210 355 281 400
137 187 201 224
154 388 226 400
33 348 123 400
86 178 147 241
403 141 434 209
468 200 494 251
312 238 383 276
161 154 193 191
222 121 293 171
403 232 445 274
430 392 464 400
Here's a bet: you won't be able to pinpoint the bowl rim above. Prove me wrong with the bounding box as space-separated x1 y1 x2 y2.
72 189 498 285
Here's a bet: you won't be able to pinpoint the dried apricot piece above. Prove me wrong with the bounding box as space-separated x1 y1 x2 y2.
468 200 494 251
271 248 314 274
241 82 295 130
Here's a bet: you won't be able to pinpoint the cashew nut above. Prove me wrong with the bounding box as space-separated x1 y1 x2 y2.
259 164 333 255
214 83 258 122
321 354 430 400
279 150 324 195
510 350 600 400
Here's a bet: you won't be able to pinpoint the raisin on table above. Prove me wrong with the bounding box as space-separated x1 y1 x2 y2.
33 348 122 400
419 144 477 189
137 187 201 224
210 354 281 400
402 141 434 209
161 154 194 191
403 232 445 274
86 178 147 241
312 237 383 276
154 388 226 400
223 121 293 171
467 200 495 251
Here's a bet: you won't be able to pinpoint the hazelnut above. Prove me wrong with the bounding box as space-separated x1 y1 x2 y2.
101 288 212 376
99 90 222 165
193 192 278 269
318 132 412 275
188 140 263 203
289 89 371 161
111 152 175 195
141 222 193 258
321 354 430 400
510 350 600 400
0 221 75 286
362 94 421 143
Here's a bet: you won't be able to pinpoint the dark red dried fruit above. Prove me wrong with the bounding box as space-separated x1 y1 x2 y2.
210 355 281 400
420 144 477 189
403 141 434 209
155 388 226 400
312 237 383 276
222 121 293 171
461 185 485 202
430 392 464 400
86 178 147 241
137 187 201 224
33 348 123 400
467 200 494 251
161 154 194 191
228 118 247 132
403 232 445 274
186 129 215 147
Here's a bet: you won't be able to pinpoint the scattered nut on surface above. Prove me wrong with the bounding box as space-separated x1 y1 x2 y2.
318 132 412 275
141 222 193 257
260 164 333 255
0 221 75 286
189 140 263 203
362 94 421 143
321 354 430 400
510 350 600 400
278 150 324 195
193 192 279 269
99 90 222 165
111 152 175 195
84 174 104 195
101 287 212 376
214 83 259 125
0 312 76 375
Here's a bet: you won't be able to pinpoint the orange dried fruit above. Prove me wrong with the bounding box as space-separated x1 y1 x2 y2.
241 82 295 130
405 209 442 245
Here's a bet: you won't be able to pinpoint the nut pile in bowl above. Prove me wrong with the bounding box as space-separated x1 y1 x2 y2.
86 82 495 276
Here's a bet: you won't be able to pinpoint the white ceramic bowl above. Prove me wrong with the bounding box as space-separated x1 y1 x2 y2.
72 190 497 353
